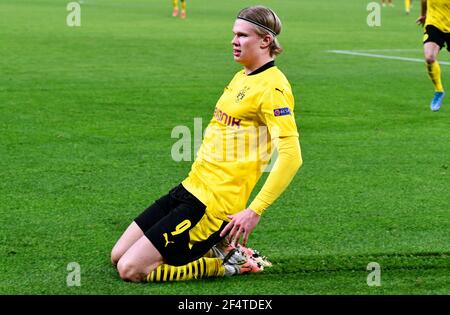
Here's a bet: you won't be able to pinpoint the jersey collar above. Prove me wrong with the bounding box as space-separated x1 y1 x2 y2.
248 60 275 76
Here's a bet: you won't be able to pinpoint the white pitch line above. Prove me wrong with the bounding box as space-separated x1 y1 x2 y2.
351 49 422 52
327 50 450 65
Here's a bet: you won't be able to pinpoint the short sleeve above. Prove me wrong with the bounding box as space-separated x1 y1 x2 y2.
259 86 299 138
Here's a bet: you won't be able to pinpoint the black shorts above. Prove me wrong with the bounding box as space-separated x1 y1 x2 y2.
134 184 226 266
423 25 450 52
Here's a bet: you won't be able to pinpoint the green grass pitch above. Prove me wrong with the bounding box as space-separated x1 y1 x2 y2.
1 0 450 295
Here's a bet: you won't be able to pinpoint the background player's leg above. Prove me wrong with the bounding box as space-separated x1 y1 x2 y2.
424 41 445 111
181 0 186 19
172 0 179 17
424 42 444 92
405 0 411 15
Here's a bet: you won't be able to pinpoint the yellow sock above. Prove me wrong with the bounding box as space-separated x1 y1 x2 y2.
147 257 225 282
426 61 445 92
181 0 186 11
405 0 410 13
173 0 178 10
203 249 215 258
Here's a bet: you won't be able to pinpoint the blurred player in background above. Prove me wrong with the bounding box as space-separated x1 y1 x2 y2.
416 0 449 111
382 0 394 7
111 6 302 283
172 0 186 19
405 0 412 15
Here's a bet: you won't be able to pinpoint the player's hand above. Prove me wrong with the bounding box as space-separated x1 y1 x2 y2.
220 208 261 247
416 15 426 25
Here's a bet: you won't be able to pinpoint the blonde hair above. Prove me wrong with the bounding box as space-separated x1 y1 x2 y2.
237 6 283 57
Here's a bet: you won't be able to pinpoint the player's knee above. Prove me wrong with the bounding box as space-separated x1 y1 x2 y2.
111 248 121 266
425 54 436 64
117 259 142 282
111 243 125 266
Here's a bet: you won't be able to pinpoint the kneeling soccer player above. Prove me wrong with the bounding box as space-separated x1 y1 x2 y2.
111 5 303 282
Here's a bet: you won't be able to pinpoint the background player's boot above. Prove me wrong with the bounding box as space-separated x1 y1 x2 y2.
172 7 179 17
181 10 186 19
430 91 445 111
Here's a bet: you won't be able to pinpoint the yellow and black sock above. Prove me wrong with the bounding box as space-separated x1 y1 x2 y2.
405 0 411 13
181 0 186 11
147 257 225 282
173 0 178 10
426 61 444 92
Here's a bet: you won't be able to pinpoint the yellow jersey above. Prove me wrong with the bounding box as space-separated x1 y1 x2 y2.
182 63 299 221
426 0 450 33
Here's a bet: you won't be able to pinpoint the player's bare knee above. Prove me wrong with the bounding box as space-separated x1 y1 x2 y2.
110 247 121 266
111 253 118 266
117 259 148 282
117 259 137 281
425 55 436 64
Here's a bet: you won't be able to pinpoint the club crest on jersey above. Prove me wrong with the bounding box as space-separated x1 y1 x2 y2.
273 107 291 117
235 86 250 103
